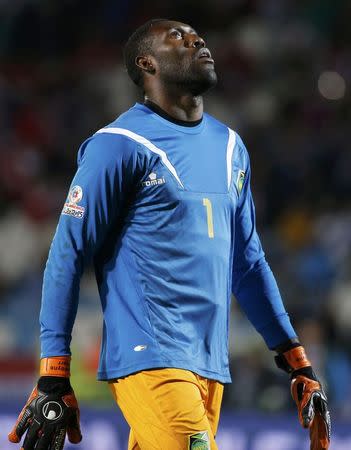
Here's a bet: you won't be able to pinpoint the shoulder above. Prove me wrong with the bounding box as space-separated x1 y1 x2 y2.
203 113 247 154
232 132 251 174
203 112 230 134
233 132 249 157
78 101 157 163
204 112 250 163
77 131 141 166
81 103 164 158
78 103 152 157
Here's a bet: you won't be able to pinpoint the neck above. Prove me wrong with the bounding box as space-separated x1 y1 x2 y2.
144 87 203 122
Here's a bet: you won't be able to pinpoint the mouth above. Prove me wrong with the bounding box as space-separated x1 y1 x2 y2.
197 48 214 64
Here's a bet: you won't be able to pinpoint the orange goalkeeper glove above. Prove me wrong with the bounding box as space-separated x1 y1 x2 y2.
275 345 331 450
8 356 82 450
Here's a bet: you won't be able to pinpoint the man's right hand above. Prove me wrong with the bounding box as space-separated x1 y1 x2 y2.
8 384 81 450
8 356 82 450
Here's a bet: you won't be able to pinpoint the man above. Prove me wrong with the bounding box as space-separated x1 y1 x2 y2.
9 19 330 450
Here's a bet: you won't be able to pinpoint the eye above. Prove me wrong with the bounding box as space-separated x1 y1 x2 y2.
170 29 183 39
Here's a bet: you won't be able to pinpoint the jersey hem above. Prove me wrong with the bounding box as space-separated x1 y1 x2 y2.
97 360 232 384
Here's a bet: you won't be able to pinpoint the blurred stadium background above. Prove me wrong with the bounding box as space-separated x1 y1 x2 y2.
0 1 350 449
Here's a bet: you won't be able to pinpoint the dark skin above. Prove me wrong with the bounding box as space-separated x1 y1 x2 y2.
136 20 217 122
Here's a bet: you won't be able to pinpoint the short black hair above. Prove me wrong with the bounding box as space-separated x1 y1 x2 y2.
124 18 169 87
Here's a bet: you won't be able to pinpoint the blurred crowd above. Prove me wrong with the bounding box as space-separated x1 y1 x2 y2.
0 0 350 419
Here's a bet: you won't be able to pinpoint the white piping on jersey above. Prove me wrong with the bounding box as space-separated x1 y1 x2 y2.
226 128 236 190
95 127 184 188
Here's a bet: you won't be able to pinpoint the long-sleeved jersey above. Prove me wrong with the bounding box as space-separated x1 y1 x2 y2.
40 103 297 382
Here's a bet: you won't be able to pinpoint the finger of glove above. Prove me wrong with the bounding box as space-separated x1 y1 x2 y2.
301 393 316 428
8 408 33 443
67 426 82 444
321 405 331 442
313 393 329 417
9 386 38 443
67 410 82 444
50 427 67 450
62 392 82 444
22 420 41 450
309 411 330 450
34 428 55 450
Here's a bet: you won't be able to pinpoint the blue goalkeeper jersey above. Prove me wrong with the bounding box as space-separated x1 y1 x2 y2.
40 103 297 382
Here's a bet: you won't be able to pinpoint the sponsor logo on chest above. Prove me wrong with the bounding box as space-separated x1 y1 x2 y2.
141 172 166 188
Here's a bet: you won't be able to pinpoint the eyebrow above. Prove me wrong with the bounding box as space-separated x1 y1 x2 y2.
169 26 197 35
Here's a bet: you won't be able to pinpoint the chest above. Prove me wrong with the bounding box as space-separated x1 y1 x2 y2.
131 132 243 236
155 132 229 193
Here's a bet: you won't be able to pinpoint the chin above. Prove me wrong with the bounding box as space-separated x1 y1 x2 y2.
188 70 218 96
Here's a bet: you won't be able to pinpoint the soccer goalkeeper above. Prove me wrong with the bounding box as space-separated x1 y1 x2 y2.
9 19 330 450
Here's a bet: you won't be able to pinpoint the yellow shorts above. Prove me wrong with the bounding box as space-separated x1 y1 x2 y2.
109 368 224 450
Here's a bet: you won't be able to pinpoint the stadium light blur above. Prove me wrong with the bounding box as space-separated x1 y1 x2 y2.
318 71 346 100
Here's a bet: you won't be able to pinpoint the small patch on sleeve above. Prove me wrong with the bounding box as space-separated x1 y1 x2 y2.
236 170 245 194
61 185 85 219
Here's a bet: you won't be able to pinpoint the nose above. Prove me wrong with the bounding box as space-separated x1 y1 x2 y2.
185 34 205 49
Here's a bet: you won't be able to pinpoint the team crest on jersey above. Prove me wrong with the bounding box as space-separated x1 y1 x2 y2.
189 431 210 450
236 170 245 194
141 172 166 187
62 185 85 219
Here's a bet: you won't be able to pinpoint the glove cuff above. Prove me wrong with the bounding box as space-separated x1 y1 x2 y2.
291 365 318 381
275 345 311 374
38 376 72 395
40 356 71 377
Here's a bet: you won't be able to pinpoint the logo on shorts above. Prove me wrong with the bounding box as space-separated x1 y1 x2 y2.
62 185 85 219
189 431 210 450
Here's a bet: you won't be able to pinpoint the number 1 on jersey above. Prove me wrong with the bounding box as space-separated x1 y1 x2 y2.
203 198 214 238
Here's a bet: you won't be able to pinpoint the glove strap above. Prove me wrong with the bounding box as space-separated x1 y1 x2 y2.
40 356 71 377
275 346 311 374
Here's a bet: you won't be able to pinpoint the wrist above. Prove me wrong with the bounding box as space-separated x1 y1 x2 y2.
275 345 311 374
40 356 71 377
38 356 72 395
38 376 72 395
291 366 318 381
274 338 300 354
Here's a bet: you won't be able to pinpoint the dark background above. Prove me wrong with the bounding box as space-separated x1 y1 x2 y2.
0 0 350 425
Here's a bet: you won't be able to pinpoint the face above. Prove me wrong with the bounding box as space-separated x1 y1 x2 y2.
147 21 217 95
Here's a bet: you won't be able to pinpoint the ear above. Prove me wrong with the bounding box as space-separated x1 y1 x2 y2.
135 56 156 75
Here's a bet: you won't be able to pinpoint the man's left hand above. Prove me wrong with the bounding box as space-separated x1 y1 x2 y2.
291 374 331 450
275 344 331 450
